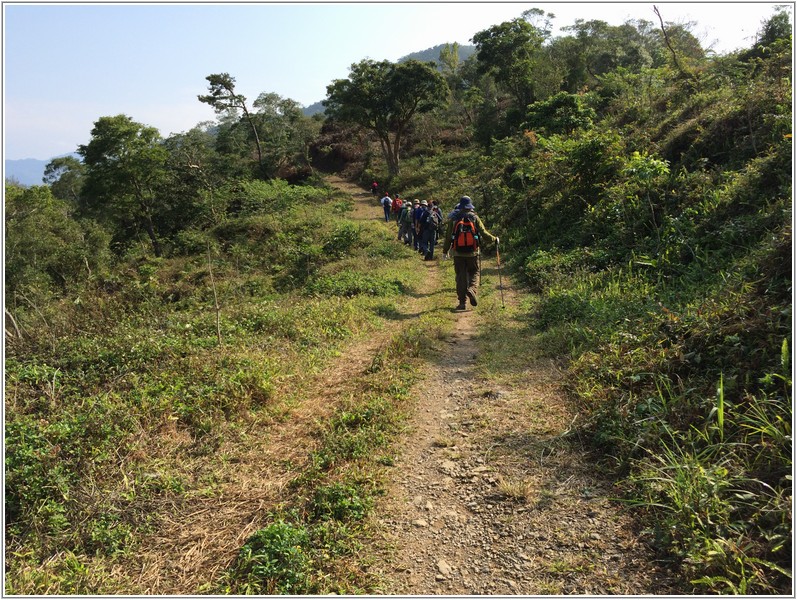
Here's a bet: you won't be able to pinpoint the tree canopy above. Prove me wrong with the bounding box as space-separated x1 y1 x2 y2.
77 114 169 256
199 73 266 178
324 59 448 175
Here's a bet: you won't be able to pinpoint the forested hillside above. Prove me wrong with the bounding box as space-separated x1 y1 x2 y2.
5 7 792 594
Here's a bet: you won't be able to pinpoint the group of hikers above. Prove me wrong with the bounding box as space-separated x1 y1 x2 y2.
376 187 499 311
380 192 443 260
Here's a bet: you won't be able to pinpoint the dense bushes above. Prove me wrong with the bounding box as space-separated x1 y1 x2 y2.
5 184 111 296
508 45 790 594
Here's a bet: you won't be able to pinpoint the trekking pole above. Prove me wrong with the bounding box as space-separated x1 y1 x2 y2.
496 239 506 309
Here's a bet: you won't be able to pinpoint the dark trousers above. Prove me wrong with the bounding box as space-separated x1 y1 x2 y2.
422 229 437 259
453 255 480 303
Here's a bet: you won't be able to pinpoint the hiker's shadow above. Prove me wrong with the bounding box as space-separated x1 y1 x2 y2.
405 288 448 299
372 305 453 321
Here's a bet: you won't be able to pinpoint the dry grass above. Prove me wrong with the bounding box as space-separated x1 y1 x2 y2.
496 475 540 503
432 436 457 448
113 326 393 593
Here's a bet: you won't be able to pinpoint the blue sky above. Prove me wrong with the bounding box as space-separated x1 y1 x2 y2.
3 2 787 160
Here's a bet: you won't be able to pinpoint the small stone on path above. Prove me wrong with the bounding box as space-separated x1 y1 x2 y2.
437 559 454 577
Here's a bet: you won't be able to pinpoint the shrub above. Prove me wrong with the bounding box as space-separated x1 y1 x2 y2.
305 270 401 298
224 520 313 594
309 482 371 522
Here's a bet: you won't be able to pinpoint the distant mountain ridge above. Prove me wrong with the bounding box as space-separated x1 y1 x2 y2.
398 42 476 66
4 157 52 186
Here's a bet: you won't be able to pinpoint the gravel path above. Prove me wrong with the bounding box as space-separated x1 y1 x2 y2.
368 262 679 595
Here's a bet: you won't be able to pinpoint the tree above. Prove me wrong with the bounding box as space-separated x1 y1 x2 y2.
198 73 266 178
324 59 448 175
524 91 597 135
756 7 792 47
252 92 320 179
5 182 110 295
439 42 461 79
161 125 228 227
472 17 549 111
43 155 85 203
77 114 169 257
741 7 793 61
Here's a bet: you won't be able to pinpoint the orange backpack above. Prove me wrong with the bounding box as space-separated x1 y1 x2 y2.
452 212 479 253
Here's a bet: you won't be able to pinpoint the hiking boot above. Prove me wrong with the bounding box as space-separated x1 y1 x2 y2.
455 303 467 311
467 292 478 306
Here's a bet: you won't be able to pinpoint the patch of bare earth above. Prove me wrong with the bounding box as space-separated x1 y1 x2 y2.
368 265 680 594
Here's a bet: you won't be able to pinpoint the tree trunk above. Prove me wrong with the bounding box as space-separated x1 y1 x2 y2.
391 129 403 174
143 216 162 257
242 105 267 179
377 132 400 176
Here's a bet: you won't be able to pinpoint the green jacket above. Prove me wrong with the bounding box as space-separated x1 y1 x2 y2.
398 204 414 225
442 210 496 257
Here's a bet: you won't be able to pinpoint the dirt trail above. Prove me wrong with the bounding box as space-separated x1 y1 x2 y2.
319 177 679 594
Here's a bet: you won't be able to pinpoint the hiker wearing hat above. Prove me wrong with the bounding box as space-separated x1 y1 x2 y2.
416 200 434 258
420 200 443 260
442 195 498 311
397 198 414 244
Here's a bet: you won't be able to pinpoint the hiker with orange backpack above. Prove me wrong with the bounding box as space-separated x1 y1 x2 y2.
442 195 498 311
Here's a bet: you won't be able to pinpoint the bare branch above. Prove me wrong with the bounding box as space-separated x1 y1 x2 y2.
653 5 695 82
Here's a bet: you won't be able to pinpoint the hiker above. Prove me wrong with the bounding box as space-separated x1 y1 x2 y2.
398 198 414 244
380 193 393 222
411 199 422 251
421 200 443 260
432 200 445 249
371 181 379 195
392 194 403 222
415 200 432 257
442 195 498 311
414 200 430 254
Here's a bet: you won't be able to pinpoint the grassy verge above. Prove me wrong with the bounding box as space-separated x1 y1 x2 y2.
530 255 791 594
